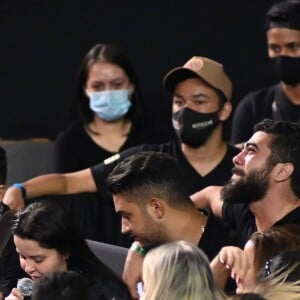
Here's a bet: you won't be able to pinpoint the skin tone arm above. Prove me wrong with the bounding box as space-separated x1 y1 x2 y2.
122 248 144 300
2 168 97 211
190 185 224 218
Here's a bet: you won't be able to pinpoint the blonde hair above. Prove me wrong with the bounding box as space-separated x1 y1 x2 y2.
253 281 300 300
251 262 300 300
142 240 225 300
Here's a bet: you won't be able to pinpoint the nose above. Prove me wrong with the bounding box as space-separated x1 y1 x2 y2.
183 99 196 110
232 149 245 167
121 218 130 234
279 48 291 56
24 260 36 274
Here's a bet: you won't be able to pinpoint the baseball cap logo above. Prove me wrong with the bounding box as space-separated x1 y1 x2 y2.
185 58 203 72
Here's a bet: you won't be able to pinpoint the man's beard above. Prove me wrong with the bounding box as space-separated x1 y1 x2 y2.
221 166 271 205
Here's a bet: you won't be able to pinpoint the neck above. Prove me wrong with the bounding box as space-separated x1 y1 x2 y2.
165 207 207 245
250 188 300 232
281 82 300 105
88 116 131 136
181 126 228 176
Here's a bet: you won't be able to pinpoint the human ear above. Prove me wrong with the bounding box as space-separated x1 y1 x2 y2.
149 198 164 219
273 163 294 182
128 83 135 96
219 101 232 121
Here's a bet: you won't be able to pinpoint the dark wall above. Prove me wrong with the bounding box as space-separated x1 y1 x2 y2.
0 0 279 141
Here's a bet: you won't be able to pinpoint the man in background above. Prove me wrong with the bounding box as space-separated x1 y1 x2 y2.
231 0 300 146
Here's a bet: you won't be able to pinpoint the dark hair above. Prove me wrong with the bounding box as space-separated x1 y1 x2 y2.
258 248 300 283
31 270 88 300
227 293 267 300
12 202 125 287
70 43 145 127
107 151 193 207
265 0 300 31
0 147 7 185
254 119 300 197
249 224 300 276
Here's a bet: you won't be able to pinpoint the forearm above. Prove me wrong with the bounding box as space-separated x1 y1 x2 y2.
191 185 223 218
3 169 96 211
21 174 67 198
210 255 230 289
24 168 96 197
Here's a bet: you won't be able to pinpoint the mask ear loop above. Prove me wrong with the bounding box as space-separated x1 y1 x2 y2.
127 83 135 99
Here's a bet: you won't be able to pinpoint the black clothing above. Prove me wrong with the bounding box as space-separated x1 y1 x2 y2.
230 83 300 144
92 140 238 195
54 121 170 243
198 212 232 261
0 237 27 297
91 140 239 249
222 203 300 248
87 277 131 300
55 121 166 172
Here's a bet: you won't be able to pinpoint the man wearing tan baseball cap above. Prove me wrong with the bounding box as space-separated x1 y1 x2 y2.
162 56 233 151
164 56 232 102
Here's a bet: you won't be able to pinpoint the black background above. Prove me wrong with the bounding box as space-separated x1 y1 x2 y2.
0 0 279 141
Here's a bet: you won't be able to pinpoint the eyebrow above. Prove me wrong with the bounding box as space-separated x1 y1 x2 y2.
244 142 259 151
173 92 208 99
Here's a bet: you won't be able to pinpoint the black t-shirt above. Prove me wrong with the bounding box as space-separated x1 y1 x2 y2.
54 121 169 172
231 84 300 145
91 140 240 250
222 203 300 248
53 121 172 243
92 140 239 195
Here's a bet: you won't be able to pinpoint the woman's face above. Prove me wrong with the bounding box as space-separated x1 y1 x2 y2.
14 235 67 281
85 61 133 93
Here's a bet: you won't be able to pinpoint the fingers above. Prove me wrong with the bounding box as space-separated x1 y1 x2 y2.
4 288 24 300
2 187 25 211
218 246 250 282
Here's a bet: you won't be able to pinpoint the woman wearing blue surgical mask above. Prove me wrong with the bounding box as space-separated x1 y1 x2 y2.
53 43 170 246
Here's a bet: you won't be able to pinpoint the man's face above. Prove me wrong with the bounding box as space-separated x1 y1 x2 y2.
172 77 221 114
267 27 300 58
113 194 166 249
222 131 274 204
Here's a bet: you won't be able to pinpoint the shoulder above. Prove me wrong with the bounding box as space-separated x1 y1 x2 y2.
238 84 278 107
55 121 86 144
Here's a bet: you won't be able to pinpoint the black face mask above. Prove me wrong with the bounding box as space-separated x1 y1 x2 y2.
270 56 300 86
172 107 220 148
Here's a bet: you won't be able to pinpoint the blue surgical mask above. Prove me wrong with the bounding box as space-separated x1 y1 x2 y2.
89 89 132 121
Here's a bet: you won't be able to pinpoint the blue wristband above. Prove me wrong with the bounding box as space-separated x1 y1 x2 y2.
12 183 27 198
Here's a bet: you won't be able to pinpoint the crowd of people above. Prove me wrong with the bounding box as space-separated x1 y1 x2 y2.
1 0 300 299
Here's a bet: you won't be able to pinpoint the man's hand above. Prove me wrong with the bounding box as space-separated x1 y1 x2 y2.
122 246 144 300
2 186 25 211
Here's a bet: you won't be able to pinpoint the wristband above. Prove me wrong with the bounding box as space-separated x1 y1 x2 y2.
130 242 147 256
12 183 27 198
